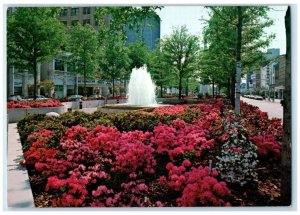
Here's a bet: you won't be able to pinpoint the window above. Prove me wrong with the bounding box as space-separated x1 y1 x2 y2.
55 60 64 71
83 7 90 15
83 19 90 25
60 9 68 16
61 21 68 26
71 20 79 26
71 8 79 16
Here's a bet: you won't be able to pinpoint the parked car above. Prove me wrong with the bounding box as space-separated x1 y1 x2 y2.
8 95 23 101
22 95 48 100
254 95 264 100
88 94 99 99
67 95 83 101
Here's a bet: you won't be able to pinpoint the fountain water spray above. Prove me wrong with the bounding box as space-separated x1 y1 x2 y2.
127 65 157 106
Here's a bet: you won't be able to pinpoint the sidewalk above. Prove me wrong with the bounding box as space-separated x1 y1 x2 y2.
7 123 35 208
241 97 283 120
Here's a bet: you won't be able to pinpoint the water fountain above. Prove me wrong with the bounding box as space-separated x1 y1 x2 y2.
127 65 157 106
101 65 167 113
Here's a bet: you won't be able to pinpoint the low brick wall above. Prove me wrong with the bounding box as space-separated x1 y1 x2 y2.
7 106 66 123
7 99 128 123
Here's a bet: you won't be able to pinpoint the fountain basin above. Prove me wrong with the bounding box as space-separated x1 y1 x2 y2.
98 103 171 113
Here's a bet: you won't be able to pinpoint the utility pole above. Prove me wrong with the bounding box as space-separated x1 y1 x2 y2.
235 6 243 114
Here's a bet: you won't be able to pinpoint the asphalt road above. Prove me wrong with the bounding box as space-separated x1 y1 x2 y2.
241 97 283 120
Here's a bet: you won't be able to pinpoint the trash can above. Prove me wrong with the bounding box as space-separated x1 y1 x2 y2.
79 100 83 109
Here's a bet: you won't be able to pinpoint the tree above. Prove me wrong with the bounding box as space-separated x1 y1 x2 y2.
68 23 100 97
100 33 131 97
203 6 274 107
148 47 174 98
128 41 150 69
7 7 66 99
94 6 162 97
40 80 55 97
160 26 200 99
198 48 230 98
281 6 291 206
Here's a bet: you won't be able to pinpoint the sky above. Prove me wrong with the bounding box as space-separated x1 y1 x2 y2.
156 6 288 55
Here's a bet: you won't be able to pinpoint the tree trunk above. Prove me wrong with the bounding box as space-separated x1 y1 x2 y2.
63 63 68 97
178 73 182 99
112 76 115 98
22 71 28 97
37 63 41 96
212 80 215 98
74 74 79 95
83 64 87 97
230 73 235 107
33 60 37 100
281 6 291 206
227 78 231 99
160 70 163 98
8 65 15 97
185 77 189 97
235 6 243 114
7 65 10 98
124 78 127 95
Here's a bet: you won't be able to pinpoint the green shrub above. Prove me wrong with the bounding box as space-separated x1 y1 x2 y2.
59 111 91 127
36 119 66 148
17 114 66 151
111 111 161 132
17 114 47 143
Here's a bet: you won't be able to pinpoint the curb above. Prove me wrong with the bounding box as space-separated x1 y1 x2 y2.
7 123 35 208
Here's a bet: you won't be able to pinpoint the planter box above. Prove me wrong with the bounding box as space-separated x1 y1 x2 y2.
7 106 66 123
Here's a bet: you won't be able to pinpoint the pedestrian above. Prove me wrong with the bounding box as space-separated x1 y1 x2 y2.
52 91 56 99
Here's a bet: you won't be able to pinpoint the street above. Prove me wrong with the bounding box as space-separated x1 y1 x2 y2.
241 97 283 120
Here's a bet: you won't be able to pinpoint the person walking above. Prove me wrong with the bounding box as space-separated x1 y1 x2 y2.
52 91 56 99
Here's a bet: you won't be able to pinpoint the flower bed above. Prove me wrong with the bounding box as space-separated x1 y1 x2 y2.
7 99 65 123
7 99 62 109
17 98 284 207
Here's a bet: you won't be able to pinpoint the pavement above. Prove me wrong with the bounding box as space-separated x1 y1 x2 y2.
241 97 283 120
7 123 35 208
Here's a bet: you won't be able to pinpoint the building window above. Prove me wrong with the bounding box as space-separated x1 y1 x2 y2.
83 19 90 25
83 7 90 15
55 60 64 71
71 8 79 16
60 9 68 16
71 20 79 26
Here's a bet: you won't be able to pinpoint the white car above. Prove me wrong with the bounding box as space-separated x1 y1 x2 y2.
254 95 264 100
67 95 83 101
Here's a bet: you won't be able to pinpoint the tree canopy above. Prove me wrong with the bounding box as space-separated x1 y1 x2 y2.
160 25 200 99
99 32 131 97
202 6 275 104
7 7 66 99
68 23 100 96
